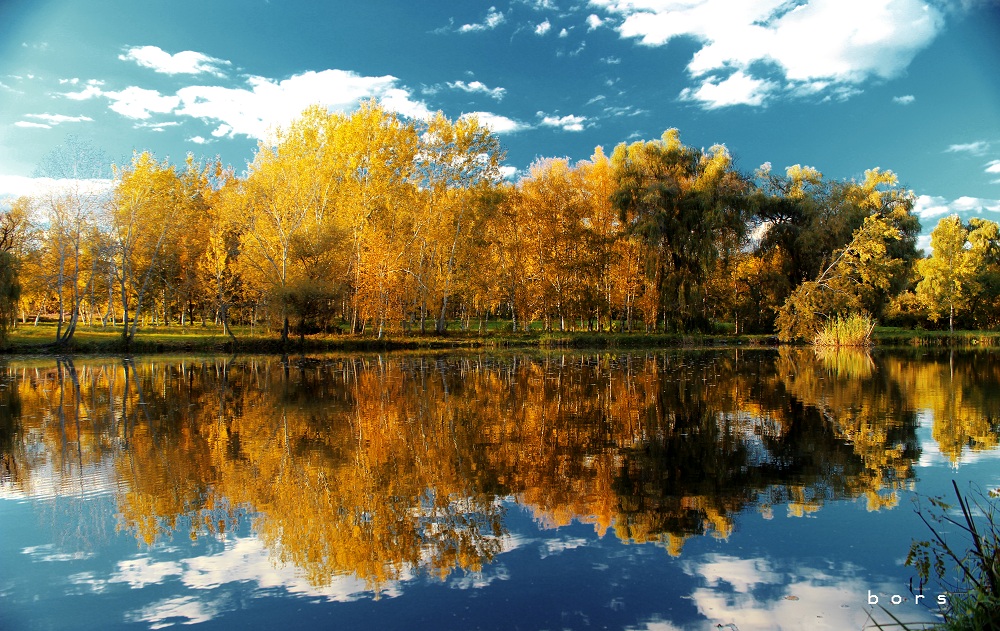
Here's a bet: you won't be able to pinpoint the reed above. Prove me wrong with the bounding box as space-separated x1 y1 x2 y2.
813 313 876 348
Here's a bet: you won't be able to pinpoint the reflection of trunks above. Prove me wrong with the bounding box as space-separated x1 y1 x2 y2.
0 349 992 631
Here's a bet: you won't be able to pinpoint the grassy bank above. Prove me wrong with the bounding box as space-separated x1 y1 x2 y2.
4 322 999 356
0 322 782 355
873 327 1000 348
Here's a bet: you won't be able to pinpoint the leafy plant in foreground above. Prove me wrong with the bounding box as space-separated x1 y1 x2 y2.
906 481 1000 630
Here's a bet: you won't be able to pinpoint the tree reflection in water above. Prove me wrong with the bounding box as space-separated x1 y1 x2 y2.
1 349 998 590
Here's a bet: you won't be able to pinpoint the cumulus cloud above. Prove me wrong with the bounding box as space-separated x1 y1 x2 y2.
539 113 587 131
535 19 552 35
679 70 776 108
63 80 105 101
105 86 181 119
460 111 527 133
586 14 604 30
119 45 231 77
893 94 915 105
986 160 1000 174
69 69 432 139
448 80 506 100
459 7 506 32
913 194 1000 221
592 0 945 108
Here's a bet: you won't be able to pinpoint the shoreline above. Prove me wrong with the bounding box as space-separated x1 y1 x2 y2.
3 324 1000 356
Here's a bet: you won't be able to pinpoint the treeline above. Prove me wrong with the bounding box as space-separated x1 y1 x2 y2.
1 100 997 346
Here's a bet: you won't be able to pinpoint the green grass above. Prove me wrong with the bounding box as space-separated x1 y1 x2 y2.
8 319 1000 356
0 321 781 355
874 327 1000 348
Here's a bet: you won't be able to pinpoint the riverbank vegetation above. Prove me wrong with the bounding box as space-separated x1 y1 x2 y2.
3 100 1000 352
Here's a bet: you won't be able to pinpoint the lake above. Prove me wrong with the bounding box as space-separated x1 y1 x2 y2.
1 348 998 630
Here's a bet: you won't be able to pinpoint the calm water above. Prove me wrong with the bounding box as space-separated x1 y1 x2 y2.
1 348 998 631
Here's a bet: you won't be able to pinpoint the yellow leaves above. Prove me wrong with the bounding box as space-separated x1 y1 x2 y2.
9 348 994 584
785 164 823 199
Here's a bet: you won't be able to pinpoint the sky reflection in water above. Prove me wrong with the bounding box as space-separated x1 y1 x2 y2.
2 349 998 630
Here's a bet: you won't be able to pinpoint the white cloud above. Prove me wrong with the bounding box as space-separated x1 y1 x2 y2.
518 0 557 9
593 0 945 108
587 14 604 30
460 111 527 133
539 113 588 131
946 141 989 154
14 121 51 129
559 27 570 37
105 86 181 120
893 94 915 105
119 45 230 77
126 596 218 628
680 554 938 631
0 176 114 200
535 19 552 35
913 194 1000 221
912 194 952 220
80 70 430 139
679 70 776 108
448 80 506 100
189 136 209 144
173 71 427 138
986 160 1000 174
459 7 506 32
62 80 105 101
133 121 181 131
24 113 93 125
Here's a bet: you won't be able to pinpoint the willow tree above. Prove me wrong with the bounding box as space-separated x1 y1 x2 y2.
611 129 748 331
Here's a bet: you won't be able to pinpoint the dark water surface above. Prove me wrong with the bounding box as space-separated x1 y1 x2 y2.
1 348 998 630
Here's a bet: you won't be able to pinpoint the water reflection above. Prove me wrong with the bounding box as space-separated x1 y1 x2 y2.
1 349 998 597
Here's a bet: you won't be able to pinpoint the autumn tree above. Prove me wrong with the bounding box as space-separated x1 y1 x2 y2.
0 200 29 340
611 130 748 331
915 215 1000 332
109 152 182 346
238 106 346 344
413 113 504 333
772 169 919 341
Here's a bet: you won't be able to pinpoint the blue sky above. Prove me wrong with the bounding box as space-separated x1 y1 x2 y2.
2 0 999 235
